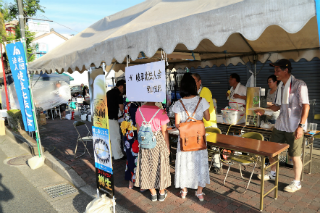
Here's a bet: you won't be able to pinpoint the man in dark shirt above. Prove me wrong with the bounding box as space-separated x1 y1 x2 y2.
107 80 125 160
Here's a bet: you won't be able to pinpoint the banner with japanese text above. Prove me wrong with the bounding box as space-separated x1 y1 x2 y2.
6 42 35 132
91 73 113 198
92 126 114 197
125 61 166 102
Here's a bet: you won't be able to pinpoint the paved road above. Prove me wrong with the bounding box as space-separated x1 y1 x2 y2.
0 145 57 213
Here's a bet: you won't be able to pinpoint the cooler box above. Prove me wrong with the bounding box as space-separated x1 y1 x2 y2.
221 109 245 125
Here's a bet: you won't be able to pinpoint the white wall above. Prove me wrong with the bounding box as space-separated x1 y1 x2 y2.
32 33 67 59
69 71 89 86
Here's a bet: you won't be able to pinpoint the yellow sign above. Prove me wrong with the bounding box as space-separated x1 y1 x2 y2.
93 76 108 129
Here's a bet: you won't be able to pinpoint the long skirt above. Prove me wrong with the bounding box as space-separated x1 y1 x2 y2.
135 132 171 190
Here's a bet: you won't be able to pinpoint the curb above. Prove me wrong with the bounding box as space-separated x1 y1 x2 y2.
4 126 97 199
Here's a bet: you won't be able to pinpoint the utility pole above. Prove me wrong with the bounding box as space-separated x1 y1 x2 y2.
17 0 25 40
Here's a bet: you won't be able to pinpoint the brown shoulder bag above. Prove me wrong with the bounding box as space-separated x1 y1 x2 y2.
178 97 206 152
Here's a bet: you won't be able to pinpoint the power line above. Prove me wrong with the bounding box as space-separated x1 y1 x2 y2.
31 14 79 33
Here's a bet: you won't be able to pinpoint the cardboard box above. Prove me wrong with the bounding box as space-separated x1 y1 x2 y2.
0 119 5 135
39 113 46 125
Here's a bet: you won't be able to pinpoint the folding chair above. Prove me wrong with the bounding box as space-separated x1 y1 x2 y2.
224 132 264 193
73 121 93 158
206 127 222 171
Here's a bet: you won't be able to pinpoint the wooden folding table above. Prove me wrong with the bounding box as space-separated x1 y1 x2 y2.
206 133 289 211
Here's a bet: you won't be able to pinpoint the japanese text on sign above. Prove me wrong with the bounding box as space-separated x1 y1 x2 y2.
6 42 35 132
125 61 166 102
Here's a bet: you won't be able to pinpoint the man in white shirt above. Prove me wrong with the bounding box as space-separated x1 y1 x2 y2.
255 59 310 193
227 73 246 109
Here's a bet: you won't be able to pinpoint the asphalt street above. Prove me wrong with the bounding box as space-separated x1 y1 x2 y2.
0 134 95 213
0 141 57 213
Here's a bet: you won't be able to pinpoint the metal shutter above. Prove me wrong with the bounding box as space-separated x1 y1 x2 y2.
191 58 320 148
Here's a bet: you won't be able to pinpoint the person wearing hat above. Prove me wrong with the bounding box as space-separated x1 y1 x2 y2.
255 59 310 193
107 79 126 160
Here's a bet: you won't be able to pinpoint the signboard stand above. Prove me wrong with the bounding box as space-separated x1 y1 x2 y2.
90 63 115 213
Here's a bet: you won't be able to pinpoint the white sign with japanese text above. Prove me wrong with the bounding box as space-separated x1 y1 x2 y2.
125 61 166 102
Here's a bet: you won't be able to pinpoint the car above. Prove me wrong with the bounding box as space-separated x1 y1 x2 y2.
70 85 83 97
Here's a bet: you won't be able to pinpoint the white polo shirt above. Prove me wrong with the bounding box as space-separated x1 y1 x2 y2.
229 83 246 109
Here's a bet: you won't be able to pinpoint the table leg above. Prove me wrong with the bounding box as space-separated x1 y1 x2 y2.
309 137 314 174
260 156 265 211
275 155 279 200
301 137 306 181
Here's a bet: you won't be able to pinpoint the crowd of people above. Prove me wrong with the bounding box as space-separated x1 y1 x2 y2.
105 59 310 201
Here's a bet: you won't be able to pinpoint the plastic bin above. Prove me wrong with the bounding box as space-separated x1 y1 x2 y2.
0 110 7 118
221 109 245 125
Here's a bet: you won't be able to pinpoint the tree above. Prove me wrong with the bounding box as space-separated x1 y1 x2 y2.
0 12 6 44
9 0 45 24
0 0 44 62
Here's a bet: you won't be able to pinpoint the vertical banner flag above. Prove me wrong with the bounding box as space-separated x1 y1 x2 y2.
6 42 35 132
92 126 114 197
92 74 113 198
125 61 166 102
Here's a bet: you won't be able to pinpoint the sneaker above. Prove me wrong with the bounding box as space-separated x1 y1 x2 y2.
150 193 157 202
284 181 301 193
257 171 275 181
212 167 222 175
158 190 168 202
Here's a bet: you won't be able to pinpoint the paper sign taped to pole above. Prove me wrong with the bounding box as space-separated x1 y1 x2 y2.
125 61 166 102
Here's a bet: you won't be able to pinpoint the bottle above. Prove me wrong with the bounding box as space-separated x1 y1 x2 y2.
71 111 75 120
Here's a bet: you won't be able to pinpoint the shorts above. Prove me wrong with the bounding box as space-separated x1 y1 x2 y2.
270 128 303 157
60 104 67 112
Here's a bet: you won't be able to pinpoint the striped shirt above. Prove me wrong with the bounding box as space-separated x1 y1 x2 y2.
270 75 309 132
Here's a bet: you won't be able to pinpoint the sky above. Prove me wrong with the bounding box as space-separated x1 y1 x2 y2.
6 0 146 35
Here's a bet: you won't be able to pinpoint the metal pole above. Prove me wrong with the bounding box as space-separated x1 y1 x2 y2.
1 46 10 110
17 0 26 40
22 38 42 157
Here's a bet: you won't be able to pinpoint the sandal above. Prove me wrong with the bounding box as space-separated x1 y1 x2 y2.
180 190 188 199
195 192 205 202
129 181 133 189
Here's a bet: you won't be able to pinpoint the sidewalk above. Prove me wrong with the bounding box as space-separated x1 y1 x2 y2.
37 118 320 213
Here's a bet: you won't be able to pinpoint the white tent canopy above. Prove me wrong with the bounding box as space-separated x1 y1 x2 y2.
28 0 319 73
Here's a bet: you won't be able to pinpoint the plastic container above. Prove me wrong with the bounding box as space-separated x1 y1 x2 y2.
65 114 71 120
0 110 7 118
216 114 223 123
81 114 87 121
221 109 245 125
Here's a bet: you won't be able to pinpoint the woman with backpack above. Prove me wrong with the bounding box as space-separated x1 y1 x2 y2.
172 73 210 201
134 102 171 202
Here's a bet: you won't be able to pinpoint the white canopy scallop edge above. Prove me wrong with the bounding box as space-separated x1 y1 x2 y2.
28 0 319 73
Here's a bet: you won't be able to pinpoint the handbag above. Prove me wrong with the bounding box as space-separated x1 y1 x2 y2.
178 97 206 152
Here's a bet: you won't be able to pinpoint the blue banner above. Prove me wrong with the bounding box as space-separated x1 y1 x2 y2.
6 42 35 132
92 126 114 197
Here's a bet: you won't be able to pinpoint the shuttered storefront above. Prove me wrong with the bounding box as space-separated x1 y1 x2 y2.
190 58 320 148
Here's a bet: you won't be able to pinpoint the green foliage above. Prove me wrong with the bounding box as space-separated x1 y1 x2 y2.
0 1 12 22
7 109 24 130
15 24 37 62
8 0 44 22
0 12 6 43
0 0 44 62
